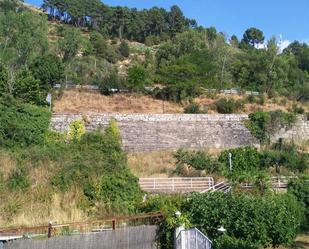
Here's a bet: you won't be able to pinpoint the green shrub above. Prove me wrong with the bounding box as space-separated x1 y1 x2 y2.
91 168 142 211
288 178 309 230
174 149 221 173
139 195 187 249
184 192 304 248
184 103 205 114
218 147 261 174
215 235 259 249
67 120 86 142
215 98 243 114
0 97 51 147
99 70 126 95
8 168 30 191
246 110 297 144
153 83 200 103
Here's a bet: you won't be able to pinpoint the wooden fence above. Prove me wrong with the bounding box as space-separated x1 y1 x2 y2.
0 212 163 239
139 177 214 193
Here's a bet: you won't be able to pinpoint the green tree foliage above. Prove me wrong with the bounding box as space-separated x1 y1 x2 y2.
99 68 126 95
89 31 108 58
261 144 308 172
13 67 44 105
174 149 221 173
0 97 51 147
184 192 304 248
246 111 297 144
215 98 243 113
127 64 148 91
58 27 83 62
218 147 261 175
43 2 194 42
284 41 309 72
30 54 65 90
50 121 142 212
288 178 309 230
0 11 48 66
241 27 265 47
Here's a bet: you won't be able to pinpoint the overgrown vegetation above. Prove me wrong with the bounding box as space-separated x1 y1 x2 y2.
246 110 297 143
1 2 308 106
141 192 306 249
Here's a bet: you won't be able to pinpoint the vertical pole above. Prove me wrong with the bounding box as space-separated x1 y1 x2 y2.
229 153 232 171
112 219 116 230
47 221 53 238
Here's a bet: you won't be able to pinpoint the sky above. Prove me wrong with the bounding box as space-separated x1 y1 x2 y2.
26 0 309 48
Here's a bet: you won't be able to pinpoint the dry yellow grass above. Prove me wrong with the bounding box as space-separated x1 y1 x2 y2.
0 189 87 227
127 149 224 178
128 151 176 177
54 90 308 115
53 90 183 114
0 151 16 179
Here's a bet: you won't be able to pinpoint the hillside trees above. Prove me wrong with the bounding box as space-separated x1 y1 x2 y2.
0 11 48 66
43 1 194 42
58 27 84 62
30 55 65 90
241 27 265 48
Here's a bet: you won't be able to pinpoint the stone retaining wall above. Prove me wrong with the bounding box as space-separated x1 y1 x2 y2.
51 114 260 152
270 115 309 144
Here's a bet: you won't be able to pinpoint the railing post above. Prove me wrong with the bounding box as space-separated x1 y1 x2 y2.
172 178 175 191
154 179 156 190
112 219 116 230
190 178 193 188
47 221 53 238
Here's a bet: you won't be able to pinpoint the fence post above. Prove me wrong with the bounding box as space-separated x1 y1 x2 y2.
47 221 53 238
112 220 116 230
172 178 175 192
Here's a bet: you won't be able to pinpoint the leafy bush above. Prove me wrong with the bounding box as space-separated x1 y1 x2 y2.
215 98 243 114
99 70 126 95
153 83 200 103
127 64 148 92
218 147 261 174
184 192 304 248
139 195 188 249
215 235 259 249
184 103 206 114
246 110 297 144
87 168 142 212
67 120 86 142
0 97 51 147
174 149 221 174
288 178 309 230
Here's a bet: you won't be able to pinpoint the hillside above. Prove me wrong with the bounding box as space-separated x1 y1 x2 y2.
0 1 308 249
53 89 309 114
